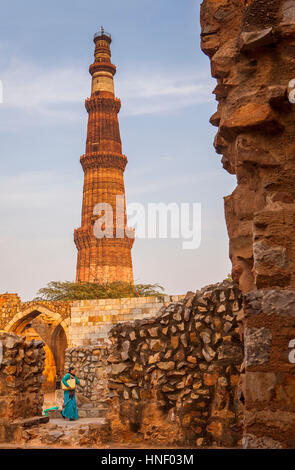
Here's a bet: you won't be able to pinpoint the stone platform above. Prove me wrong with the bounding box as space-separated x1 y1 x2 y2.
22 417 111 447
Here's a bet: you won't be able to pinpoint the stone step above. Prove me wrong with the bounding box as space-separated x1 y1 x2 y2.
79 402 108 410
78 407 108 418
79 404 97 410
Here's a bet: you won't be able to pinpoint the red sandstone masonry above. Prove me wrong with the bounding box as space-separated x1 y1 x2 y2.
200 0 295 449
74 31 134 284
200 0 295 294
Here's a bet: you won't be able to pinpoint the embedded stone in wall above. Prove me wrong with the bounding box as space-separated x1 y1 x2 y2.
244 327 272 366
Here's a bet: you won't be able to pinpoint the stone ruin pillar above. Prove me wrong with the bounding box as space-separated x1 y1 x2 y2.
200 0 295 448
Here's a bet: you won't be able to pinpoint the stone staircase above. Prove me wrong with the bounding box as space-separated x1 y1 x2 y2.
77 403 108 419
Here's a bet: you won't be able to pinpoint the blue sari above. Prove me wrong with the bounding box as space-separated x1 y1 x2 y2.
61 373 80 420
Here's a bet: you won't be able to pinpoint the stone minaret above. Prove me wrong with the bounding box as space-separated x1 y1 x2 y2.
74 28 134 284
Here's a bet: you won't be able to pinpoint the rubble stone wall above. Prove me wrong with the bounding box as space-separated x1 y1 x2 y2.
106 281 243 447
0 332 45 442
64 345 109 411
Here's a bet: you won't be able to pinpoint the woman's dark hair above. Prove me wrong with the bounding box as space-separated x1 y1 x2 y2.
69 366 75 373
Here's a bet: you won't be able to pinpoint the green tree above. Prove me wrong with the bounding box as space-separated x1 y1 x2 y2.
34 281 165 301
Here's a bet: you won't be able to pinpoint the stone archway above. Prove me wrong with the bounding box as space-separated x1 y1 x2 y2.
4 306 70 392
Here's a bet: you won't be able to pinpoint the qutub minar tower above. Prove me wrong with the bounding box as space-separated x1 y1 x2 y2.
74 28 134 284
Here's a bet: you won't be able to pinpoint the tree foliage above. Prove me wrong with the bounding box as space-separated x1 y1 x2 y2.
34 281 165 301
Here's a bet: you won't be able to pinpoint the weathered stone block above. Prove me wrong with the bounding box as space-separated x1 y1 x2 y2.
244 327 272 366
245 372 277 402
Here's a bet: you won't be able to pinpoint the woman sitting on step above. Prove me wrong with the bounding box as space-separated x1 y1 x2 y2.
61 366 80 421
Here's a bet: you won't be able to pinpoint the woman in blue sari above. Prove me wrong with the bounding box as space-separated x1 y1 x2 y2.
61 366 80 421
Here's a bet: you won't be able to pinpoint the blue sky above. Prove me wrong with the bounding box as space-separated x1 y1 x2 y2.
0 0 236 300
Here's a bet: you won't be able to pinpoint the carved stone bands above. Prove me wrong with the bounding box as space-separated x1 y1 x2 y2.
75 227 134 248
80 152 128 172
89 62 116 77
85 96 121 114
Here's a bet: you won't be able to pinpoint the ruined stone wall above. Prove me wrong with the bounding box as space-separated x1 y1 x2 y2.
106 281 243 447
200 0 295 449
0 292 184 348
0 283 244 447
69 295 184 346
0 332 46 442
200 0 295 294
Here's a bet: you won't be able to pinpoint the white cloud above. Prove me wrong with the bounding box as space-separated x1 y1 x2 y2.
127 170 228 197
0 57 214 123
117 69 214 116
1 58 89 121
118 69 211 99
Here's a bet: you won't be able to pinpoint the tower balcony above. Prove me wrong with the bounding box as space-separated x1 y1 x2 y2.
94 31 112 42
74 227 135 250
80 152 128 172
89 61 116 77
85 95 121 113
